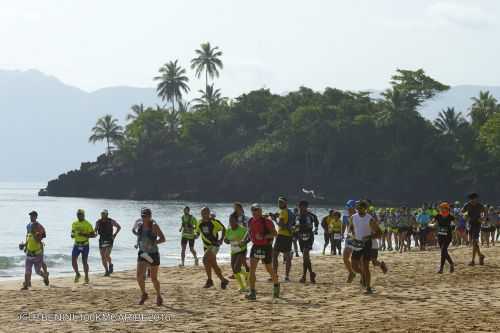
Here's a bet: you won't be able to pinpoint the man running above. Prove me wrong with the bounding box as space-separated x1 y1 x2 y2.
179 206 199 267
246 203 279 301
327 210 343 255
343 200 357 282
462 193 486 266
95 209 121 276
231 202 249 227
416 207 431 251
224 214 249 292
71 209 96 284
20 211 50 289
272 197 295 281
321 210 332 255
196 207 229 289
296 200 318 283
350 201 381 294
135 208 166 306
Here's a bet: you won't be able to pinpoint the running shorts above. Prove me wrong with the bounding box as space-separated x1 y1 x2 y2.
274 234 293 253
250 244 273 264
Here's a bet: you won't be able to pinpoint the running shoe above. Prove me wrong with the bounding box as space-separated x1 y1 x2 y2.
138 293 148 305
203 279 214 288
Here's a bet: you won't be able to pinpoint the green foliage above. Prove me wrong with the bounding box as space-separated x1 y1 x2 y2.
89 115 124 155
191 42 223 87
69 69 499 202
480 113 500 159
154 60 190 112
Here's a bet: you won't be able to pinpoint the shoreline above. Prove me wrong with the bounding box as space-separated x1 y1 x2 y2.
3 246 500 332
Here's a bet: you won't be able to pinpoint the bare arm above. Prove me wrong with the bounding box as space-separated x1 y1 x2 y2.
154 224 166 244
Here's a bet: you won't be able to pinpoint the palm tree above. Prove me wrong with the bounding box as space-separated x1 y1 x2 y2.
193 84 225 110
178 101 191 113
434 107 467 136
469 91 498 129
190 42 223 88
154 60 190 112
126 103 145 121
89 115 124 155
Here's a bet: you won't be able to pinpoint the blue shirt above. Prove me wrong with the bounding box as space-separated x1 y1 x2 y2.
416 213 431 227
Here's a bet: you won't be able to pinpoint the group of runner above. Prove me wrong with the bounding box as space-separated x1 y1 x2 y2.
19 193 499 304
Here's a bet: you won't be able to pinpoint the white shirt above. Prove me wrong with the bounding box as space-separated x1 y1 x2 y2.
352 213 373 240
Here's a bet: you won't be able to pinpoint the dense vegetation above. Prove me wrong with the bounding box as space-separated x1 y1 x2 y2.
45 43 500 205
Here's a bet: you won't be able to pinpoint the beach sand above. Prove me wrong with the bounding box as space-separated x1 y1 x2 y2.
2 245 500 333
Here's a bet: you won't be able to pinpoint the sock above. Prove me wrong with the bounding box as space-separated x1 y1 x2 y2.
235 273 246 289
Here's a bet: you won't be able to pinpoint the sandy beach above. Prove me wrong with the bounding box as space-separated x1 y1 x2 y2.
2 245 500 333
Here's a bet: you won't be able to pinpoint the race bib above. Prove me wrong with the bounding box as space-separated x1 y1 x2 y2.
255 248 266 259
78 246 85 251
202 226 209 234
300 233 311 241
101 241 112 248
334 233 342 240
231 241 241 253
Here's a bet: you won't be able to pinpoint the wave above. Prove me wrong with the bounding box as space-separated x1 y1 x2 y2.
0 253 72 270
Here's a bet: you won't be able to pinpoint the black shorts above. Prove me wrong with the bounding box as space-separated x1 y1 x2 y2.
470 223 481 240
352 240 372 260
297 232 314 253
137 251 160 266
274 235 293 253
181 237 195 248
250 244 273 264
99 239 114 250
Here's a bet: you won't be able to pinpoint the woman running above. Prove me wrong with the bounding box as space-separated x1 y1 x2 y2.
430 202 455 274
135 208 166 306
196 207 229 289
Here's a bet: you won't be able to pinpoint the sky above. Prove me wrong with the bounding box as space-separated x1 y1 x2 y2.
1 0 500 98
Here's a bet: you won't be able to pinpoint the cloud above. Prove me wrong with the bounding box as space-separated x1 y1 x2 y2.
427 1 494 29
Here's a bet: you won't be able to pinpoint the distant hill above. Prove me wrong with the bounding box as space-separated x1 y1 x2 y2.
0 69 499 181
0 69 161 181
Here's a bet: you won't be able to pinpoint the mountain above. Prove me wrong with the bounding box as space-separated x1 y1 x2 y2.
0 69 499 182
419 85 500 119
0 69 161 181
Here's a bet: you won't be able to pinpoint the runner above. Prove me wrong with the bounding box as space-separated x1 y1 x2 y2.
224 214 249 292
272 197 295 281
462 193 486 266
196 207 229 289
326 210 343 255
94 209 121 276
296 200 318 283
71 209 96 284
179 206 199 267
321 211 332 255
378 209 388 251
455 209 468 246
386 208 396 251
229 202 250 275
135 208 166 306
430 202 455 273
292 207 300 257
350 200 382 294
486 206 497 246
398 207 412 253
416 207 431 251
343 200 357 282
20 211 49 290
245 203 279 301
231 202 249 227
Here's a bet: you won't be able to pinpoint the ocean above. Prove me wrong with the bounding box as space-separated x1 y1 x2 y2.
0 182 335 280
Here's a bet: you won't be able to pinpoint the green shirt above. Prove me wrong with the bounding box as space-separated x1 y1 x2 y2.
181 215 198 240
225 225 248 254
71 220 94 245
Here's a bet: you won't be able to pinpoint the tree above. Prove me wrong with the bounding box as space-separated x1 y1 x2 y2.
190 42 223 88
434 107 467 137
193 84 225 110
479 112 500 159
154 60 190 113
89 115 124 155
126 103 145 121
470 91 499 129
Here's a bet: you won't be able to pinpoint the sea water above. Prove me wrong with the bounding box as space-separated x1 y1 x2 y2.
0 182 335 279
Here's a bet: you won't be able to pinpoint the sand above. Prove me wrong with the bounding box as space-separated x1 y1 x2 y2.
1 245 500 333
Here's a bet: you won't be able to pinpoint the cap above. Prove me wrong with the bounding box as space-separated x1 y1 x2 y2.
345 200 356 209
29 211 38 217
251 203 262 210
101 209 109 215
141 207 152 216
278 196 287 202
77 209 85 215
